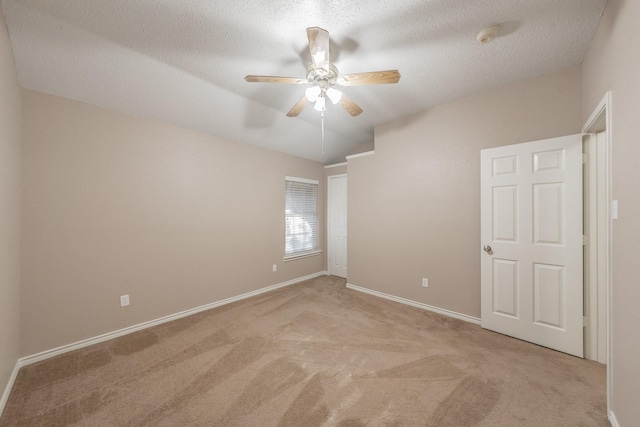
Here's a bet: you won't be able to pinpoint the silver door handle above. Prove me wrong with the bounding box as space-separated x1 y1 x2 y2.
483 245 492 253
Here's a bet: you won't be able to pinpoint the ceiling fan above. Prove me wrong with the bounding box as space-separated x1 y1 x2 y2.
245 27 401 117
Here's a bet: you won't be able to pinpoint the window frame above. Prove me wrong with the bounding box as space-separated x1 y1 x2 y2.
284 176 321 261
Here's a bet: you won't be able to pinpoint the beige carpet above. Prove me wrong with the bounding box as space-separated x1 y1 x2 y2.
1 275 607 426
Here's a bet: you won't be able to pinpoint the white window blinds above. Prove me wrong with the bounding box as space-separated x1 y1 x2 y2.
285 177 319 258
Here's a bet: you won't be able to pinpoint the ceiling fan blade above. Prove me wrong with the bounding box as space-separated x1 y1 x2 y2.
307 27 330 71
339 93 363 117
287 96 310 117
337 70 401 86
244 75 308 84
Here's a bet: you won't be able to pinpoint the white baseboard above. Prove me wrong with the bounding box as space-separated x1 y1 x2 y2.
609 410 620 427
18 271 327 369
0 271 328 415
0 361 21 418
346 283 481 325
0 271 327 417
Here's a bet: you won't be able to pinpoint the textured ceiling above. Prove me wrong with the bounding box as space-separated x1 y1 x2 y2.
2 0 607 164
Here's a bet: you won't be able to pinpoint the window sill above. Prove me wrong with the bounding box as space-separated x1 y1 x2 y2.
283 250 323 262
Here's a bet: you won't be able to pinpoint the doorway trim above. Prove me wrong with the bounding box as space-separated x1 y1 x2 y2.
581 91 612 420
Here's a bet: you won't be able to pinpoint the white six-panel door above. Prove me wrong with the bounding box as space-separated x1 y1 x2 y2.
480 135 583 357
328 174 347 278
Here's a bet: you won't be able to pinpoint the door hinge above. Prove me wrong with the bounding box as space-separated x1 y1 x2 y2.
582 235 588 245
583 316 588 327
582 153 588 164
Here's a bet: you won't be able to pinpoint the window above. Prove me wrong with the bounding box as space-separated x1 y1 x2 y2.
285 176 320 259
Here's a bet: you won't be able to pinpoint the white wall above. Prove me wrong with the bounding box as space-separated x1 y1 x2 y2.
348 66 582 318
0 5 22 404
582 0 640 424
21 90 325 356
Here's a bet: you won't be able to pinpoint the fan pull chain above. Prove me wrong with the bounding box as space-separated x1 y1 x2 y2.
321 111 325 154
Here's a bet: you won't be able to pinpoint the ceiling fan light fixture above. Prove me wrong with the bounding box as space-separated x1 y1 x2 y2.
245 27 400 120
326 87 342 104
314 96 326 112
305 86 321 102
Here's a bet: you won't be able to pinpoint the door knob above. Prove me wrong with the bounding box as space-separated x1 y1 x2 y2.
483 245 492 253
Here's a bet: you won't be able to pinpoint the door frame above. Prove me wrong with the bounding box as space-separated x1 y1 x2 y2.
327 173 348 278
583 132 607 363
582 91 612 417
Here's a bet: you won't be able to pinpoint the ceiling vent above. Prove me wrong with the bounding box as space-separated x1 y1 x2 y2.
477 25 501 44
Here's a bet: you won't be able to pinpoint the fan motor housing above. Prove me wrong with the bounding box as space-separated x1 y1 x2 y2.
306 64 339 89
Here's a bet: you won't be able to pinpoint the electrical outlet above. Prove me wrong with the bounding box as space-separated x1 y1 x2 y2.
272 264 277 272
120 294 130 307
422 278 429 288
